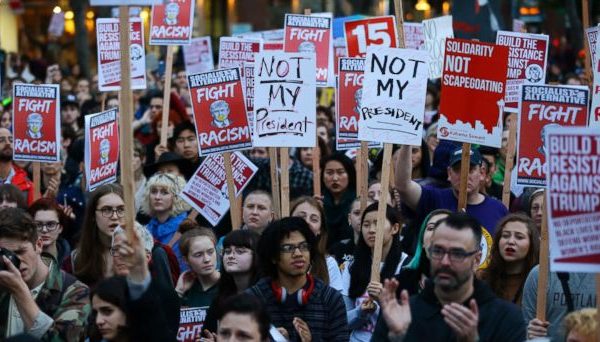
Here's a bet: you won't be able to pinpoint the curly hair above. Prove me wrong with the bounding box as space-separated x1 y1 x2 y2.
563 308 598 341
141 172 190 216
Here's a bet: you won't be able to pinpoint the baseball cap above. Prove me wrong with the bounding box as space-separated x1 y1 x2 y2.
61 93 79 108
448 146 482 167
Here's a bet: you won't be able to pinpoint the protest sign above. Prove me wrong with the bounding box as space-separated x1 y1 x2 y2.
517 84 589 186
585 26 600 72
180 152 257 226
284 13 333 87
253 52 316 147
96 17 146 91
438 38 509 147
149 0 194 46
546 126 600 273
343 16 398 58
512 19 526 33
496 30 549 112
237 29 284 51
403 22 425 50
423 15 454 79
84 109 119 191
177 307 205 342
12 84 60 162
243 62 255 119
187 68 252 156
183 37 214 74
357 46 429 146
218 37 262 69
48 11 65 37
589 26 600 129
90 0 161 5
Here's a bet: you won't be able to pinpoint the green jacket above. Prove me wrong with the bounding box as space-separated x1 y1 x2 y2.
0 254 91 341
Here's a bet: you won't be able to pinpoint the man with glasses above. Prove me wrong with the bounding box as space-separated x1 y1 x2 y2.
247 217 348 341
376 212 525 341
0 207 90 340
0 128 34 204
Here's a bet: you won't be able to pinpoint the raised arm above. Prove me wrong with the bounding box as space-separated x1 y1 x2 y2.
394 145 422 211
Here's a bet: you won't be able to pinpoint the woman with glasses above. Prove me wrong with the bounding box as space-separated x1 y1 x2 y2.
202 229 261 335
174 221 221 342
341 202 410 342
27 197 72 265
65 183 125 287
141 172 190 271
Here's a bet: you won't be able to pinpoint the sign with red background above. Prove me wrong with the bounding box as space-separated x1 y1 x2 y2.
343 16 398 58
149 0 194 45
84 109 119 191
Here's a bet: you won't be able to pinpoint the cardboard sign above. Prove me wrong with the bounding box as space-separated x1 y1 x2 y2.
91 0 161 5
585 26 600 73
496 31 549 112
96 18 147 91
149 0 194 45
343 16 398 58
177 307 207 342
180 152 257 226
588 26 600 129
187 68 252 156
12 84 60 162
546 126 600 273
253 52 316 147
358 46 429 146
284 13 333 87
218 37 262 69
438 38 509 147
84 109 119 191
423 15 454 79
517 85 589 186
403 22 425 50
183 37 214 74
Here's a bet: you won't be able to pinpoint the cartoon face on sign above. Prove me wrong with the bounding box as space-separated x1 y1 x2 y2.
26 113 43 139
165 2 180 25
538 123 560 155
525 64 543 83
354 88 362 115
100 139 111 164
130 44 143 61
210 100 231 128
298 41 316 54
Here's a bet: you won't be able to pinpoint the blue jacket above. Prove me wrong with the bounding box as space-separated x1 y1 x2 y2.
146 212 188 271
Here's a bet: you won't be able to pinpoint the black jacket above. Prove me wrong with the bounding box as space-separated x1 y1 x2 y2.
371 279 526 341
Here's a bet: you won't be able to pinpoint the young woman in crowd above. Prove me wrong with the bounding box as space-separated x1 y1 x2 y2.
203 229 261 333
28 198 71 265
528 188 544 232
141 172 190 270
175 221 221 340
479 213 540 304
291 196 343 291
294 137 330 171
322 153 357 249
0 183 27 209
341 202 410 341
330 197 373 267
65 184 125 286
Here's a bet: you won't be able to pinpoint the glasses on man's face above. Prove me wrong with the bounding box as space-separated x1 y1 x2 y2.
428 246 478 263
279 242 310 254
222 247 250 256
35 221 60 232
96 206 126 218
0 136 13 144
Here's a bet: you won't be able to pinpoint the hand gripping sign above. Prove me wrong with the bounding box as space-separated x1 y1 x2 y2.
343 16 398 58
84 109 120 191
187 68 252 156
149 0 194 46
12 84 60 162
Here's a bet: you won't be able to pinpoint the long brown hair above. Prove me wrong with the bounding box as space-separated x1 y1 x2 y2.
290 196 330 284
74 183 124 286
480 213 540 302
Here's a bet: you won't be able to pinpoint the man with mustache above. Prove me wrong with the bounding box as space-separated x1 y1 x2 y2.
377 212 526 341
0 128 34 204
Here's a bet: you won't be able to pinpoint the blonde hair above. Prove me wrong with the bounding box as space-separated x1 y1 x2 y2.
141 173 190 216
564 308 598 341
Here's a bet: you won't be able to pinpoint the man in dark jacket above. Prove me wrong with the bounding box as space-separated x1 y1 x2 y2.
375 212 526 341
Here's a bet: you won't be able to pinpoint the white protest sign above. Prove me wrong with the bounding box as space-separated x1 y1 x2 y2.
358 46 429 146
183 37 214 74
590 26 600 129
48 12 65 37
253 52 317 147
423 15 454 79
90 0 162 5
403 22 425 50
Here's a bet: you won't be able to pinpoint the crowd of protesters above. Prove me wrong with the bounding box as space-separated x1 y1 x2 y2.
0 34 597 342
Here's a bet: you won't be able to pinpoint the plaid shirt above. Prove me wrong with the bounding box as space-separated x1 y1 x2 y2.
244 157 314 200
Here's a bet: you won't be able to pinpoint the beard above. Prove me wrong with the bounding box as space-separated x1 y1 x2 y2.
0 148 13 162
432 266 471 291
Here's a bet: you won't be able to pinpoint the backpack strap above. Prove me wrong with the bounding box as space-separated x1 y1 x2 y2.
557 272 574 313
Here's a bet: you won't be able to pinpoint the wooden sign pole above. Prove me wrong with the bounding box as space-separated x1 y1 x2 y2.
457 142 471 211
313 140 321 198
118 6 136 239
280 147 290 217
502 114 517 208
359 141 369 212
269 147 281 219
160 46 175 147
536 194 549 321
223 152 240 229
582 0 592 86
32 162 41 200
100 92 107 112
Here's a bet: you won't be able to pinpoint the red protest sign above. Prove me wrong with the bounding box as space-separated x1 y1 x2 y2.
336 57 363 150
12 84 60 162
496 31 549 112
343 16 398 58
546 127 600 272
284 13 333 87
517 85 589 186
96 17 146 91
438 38 509 147
188 68 252 156
84 109 119 191
218 37 262 69
149 0 194 45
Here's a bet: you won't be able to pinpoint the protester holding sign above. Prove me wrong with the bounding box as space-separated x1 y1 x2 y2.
0 127 34 204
